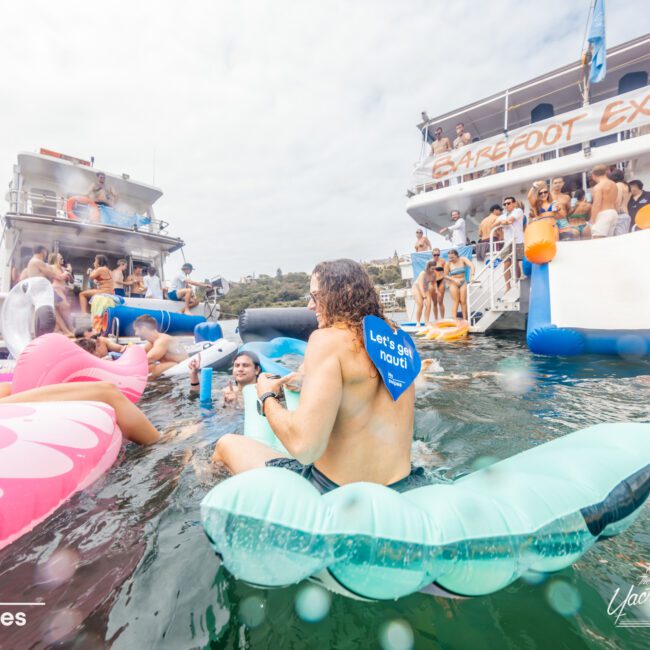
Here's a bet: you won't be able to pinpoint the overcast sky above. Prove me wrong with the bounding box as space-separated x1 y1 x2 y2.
2 0 649 281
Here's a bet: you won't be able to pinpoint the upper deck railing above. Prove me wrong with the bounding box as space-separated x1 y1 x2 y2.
6 188 171 236
409 84 650 195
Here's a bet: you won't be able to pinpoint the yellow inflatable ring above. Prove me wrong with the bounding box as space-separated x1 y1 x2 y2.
424 319 469 341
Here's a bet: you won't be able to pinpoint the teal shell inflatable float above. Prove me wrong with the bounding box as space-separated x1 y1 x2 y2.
201 338 650 600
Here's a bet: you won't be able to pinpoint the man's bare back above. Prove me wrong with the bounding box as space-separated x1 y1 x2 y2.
616 181 631 214
308 327 414 486
593 176 618 213
26 256 50 278
146 333 187 365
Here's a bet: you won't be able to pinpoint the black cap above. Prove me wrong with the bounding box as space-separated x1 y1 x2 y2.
182 263 193 271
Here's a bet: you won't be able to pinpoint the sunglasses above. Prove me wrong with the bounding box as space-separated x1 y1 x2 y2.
538 191 549 195
309 291 320 304
432 253 440 257
503 201 513 206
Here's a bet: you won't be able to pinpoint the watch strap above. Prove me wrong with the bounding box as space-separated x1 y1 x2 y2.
259 391 279 416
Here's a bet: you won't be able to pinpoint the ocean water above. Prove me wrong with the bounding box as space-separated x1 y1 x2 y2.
1 332 650 649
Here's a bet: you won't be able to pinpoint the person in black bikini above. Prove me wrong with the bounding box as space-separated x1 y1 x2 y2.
429 248 445 321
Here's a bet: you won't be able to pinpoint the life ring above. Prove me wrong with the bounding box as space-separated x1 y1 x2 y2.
66 196 100 223
423 319 469 341
0 278 56 359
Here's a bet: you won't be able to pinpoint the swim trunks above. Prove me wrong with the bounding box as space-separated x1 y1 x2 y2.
114 288 125 297
614 213 631 236
168 289 179 301
591 209 618 237
265 458 429 495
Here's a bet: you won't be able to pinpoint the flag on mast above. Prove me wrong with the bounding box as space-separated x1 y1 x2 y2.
587 0 606 83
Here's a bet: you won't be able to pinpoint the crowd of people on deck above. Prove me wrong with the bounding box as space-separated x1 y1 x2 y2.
412 164 647 325
13 246 212 340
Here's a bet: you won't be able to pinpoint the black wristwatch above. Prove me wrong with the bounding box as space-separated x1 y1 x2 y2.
257 391 279 417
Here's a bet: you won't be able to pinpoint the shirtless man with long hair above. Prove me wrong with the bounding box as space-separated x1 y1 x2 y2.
213 259 427 493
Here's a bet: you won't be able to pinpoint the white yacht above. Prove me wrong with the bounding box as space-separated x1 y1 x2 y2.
402 33 650 340
0 149 222 333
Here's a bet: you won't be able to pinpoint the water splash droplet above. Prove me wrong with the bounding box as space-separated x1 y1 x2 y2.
43 608 83 645
545 580 581 616
496 359 535 394
238 595 266 629
471 455 500 471
35 548 79 588
295 584 331 623
378 619 414 650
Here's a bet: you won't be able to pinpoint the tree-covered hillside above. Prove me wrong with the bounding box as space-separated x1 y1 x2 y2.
218 271 311 317
218 263 404 318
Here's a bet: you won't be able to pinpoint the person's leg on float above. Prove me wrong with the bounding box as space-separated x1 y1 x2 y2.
213 434 286 473
0 382 159 445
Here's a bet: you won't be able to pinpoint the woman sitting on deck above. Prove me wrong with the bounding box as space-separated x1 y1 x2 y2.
79 254 114 314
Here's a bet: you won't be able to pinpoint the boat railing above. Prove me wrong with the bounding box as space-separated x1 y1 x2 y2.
467 228 519 325
410 124 643 196
6 189 170 235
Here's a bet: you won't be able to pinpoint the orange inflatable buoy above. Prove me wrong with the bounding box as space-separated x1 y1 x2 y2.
66 196 100 223
635 204 650 230
423 319 469 341
524 217 558 264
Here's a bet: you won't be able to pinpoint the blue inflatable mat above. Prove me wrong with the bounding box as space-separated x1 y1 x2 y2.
103 305 205 336
201 341 650 600
240 337 307 377
202 423 650 600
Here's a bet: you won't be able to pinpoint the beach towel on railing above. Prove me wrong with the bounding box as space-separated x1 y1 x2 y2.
411 246 473 281
98 205 151 229
89 294 123 332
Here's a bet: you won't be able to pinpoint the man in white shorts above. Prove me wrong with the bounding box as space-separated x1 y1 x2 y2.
590 165 618 238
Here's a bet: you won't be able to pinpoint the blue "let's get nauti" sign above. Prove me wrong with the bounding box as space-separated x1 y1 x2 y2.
362 315 421 401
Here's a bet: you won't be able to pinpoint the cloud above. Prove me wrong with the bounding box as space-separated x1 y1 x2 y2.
1 0 648 281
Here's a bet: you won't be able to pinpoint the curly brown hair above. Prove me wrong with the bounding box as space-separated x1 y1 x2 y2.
312 259 384 340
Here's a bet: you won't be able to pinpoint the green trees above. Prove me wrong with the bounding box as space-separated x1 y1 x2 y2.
217 263 403 318
218 272 311 317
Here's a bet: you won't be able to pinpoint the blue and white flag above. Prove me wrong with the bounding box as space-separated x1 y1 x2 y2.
587 0 606 84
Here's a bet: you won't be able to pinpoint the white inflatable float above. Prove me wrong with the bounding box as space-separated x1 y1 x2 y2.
0 278 56 359
527 229 650 356
162 339 239 377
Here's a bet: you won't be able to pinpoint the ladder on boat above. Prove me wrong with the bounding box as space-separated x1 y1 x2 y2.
467 229 522 333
